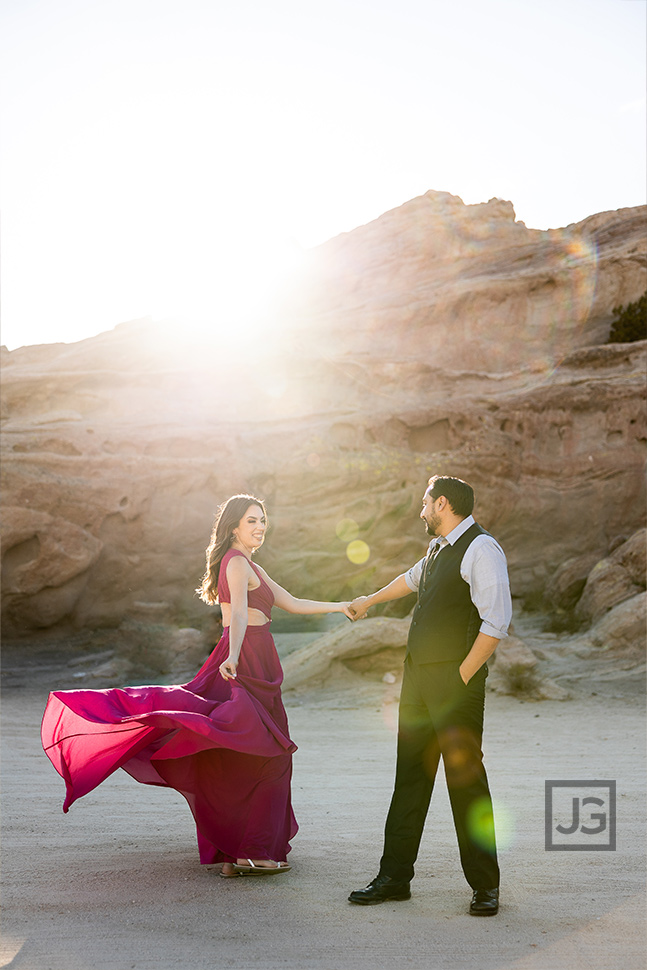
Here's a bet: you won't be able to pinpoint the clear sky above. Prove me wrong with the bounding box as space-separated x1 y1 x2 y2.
1 0 645 350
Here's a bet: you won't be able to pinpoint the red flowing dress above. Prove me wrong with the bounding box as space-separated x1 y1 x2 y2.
41 548 298 864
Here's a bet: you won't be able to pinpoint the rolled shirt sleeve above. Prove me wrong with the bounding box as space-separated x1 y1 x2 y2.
460 536 512 639
404 556 425 592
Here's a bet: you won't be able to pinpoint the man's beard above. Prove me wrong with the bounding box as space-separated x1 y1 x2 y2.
424 516 440 537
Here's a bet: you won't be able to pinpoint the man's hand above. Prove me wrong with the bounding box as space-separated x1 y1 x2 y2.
349 595 372 620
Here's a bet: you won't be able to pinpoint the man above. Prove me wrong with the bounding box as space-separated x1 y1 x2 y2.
347 475 511 915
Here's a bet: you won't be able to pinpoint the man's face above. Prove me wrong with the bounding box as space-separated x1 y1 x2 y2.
420 488 441 537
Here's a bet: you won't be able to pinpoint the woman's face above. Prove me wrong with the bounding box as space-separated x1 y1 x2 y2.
233 504 267 551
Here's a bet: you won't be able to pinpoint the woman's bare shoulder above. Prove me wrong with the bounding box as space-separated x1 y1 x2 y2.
225 551 253 578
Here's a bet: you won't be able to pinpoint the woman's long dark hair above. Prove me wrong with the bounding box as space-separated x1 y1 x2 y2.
196 494 267 605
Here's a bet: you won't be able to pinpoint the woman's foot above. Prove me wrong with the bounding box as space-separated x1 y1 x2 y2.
231 858 291 876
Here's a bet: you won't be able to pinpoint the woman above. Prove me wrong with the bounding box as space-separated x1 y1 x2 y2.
41 493 352 877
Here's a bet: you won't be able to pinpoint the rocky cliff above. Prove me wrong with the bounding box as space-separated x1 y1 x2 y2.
1 191 646 639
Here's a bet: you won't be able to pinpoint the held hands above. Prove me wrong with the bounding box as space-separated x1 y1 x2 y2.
348 595 372 621
219 655 238 681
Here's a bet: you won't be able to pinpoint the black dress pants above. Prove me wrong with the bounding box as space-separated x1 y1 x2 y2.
379 657 499 890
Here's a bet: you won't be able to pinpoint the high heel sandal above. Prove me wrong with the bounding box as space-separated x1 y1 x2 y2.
231 859 291 876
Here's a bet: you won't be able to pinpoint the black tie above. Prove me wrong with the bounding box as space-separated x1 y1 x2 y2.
422 540 444 590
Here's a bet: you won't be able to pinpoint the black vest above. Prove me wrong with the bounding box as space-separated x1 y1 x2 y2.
406 522 488 664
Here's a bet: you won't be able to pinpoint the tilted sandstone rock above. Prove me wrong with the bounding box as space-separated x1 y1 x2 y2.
282 623 569 699
588 592 647 654
1 194 645 641
575 529 646 625
544 552 603 613
281 617 409 689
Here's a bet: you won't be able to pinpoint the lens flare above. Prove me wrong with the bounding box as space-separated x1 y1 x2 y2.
467 796 497 854
336 518 359 542
346 539 370 564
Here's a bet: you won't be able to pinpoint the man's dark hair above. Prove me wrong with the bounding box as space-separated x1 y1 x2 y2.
428 476 474 518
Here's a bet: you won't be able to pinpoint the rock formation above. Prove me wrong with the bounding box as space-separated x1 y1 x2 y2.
1 191 646 644
575 529 646 624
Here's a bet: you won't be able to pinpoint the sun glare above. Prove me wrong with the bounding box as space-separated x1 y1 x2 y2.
1 0 644 352
145 231 308 351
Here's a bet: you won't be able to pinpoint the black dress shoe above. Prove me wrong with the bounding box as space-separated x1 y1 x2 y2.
348 874 411 905
469 887 499 916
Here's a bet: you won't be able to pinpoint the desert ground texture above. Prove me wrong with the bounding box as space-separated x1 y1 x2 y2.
1 630 645 970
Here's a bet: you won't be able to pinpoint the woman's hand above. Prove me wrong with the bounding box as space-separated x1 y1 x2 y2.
340 602 355 620
219 655 238 681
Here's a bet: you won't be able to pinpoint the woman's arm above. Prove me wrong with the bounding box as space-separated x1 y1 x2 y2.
256 566 353 618
219 555 251 680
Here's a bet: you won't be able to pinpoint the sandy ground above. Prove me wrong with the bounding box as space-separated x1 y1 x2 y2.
1 641 645 970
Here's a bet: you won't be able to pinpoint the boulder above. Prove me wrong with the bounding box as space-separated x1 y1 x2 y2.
589 592 647 653
282 617 409 689
613 528 647 586
544 552 601 612
576 530 646 625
